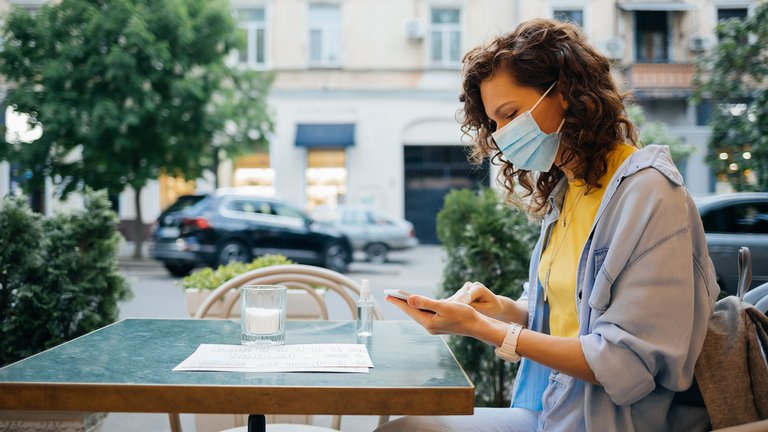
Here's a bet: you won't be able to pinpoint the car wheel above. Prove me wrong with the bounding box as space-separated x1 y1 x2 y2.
365 243 389 264
163 262 195 278
324 242 349 273
217 240 251 266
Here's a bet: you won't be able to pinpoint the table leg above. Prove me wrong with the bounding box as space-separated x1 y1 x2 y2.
247 414 266 432
168 413 183 432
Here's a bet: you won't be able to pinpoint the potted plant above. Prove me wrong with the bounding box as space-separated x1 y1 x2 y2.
180 255 327 319
436 188 539 407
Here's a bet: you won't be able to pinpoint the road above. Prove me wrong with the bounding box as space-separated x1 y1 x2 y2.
117 246 448 322
105 245 447 432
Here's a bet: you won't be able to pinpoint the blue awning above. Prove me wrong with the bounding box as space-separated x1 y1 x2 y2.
295 123 355 148
618 2 697 11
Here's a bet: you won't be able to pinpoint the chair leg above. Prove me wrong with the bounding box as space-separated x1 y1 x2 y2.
331 414 341 430
248 414 266 432
168 413 183 432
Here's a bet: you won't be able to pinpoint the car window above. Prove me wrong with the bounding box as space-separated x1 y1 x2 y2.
227 199 272 215
702 202 768 234
164 195 205 214
342 210 367 225
271 202 307 221
186 196 213 215
371 212 395 225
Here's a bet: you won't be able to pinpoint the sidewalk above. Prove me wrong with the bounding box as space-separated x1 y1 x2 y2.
118 240 155 268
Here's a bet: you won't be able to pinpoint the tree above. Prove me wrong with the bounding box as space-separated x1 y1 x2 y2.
693 3 768 191
626 105 695 164
0 0 273 257
204 67 275 189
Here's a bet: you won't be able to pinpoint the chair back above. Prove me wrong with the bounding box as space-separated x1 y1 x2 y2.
191 264 388 431
194 264 384 320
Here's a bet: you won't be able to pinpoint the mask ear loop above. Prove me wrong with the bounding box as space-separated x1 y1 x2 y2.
530 81 558 113
555 118 565 133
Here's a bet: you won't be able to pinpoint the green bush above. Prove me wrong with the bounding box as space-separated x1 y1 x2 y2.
436 188 539 407
180 254 294 290
0 189 131 366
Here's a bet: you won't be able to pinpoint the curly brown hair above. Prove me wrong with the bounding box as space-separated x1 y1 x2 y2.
460 18 637 214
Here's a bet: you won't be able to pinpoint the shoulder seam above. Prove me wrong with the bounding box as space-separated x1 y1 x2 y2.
625 226 689 272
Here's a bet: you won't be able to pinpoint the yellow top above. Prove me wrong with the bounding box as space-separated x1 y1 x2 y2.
538 144 637 338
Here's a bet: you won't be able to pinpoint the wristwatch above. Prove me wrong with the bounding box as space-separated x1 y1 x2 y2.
494 323 524 363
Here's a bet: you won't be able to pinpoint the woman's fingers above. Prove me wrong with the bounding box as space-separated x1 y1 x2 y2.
446 282 473 302
408 295 444 312
466 282 488 301
385 295 435 321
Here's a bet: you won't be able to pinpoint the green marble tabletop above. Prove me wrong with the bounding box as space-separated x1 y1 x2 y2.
0 319 474 416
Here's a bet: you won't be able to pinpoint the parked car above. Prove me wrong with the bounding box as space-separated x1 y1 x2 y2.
149 192 353 277
696 192 768 296
311 205 419 263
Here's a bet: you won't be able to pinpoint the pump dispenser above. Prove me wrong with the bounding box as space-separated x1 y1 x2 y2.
357 279 374 338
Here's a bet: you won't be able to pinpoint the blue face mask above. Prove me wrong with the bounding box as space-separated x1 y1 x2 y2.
491 81 565 172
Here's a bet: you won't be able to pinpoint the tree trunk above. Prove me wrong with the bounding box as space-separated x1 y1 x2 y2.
132 186 144 259
213 147 220 190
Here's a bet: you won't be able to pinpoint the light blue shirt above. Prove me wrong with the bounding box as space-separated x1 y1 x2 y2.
511 145 719 431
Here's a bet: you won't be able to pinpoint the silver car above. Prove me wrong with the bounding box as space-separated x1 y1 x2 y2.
312 205 419 263
696 192 768 296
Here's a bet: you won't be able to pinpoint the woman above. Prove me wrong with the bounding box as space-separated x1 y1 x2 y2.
377 19 719 432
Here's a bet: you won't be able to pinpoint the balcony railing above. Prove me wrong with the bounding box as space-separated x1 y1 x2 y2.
626 63 696 93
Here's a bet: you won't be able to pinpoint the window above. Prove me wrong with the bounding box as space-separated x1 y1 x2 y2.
234 8 267 67
553 9 584 27
306 149 347 210
227 199 272 215
701 202 768 234
272 202 307 221
717 8 748 22
308 3 342 67
635 11 669 63
430 8 461 68
341 210 367 226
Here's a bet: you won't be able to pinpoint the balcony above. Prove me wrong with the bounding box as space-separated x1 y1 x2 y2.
625 63 695 98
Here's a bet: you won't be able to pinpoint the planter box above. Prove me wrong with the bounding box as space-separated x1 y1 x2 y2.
185 288 327 319
0 411 106 432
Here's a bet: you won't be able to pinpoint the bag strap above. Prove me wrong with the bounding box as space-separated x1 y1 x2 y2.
738 247 752 300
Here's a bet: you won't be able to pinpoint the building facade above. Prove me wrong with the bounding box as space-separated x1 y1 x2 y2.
0 0 757 243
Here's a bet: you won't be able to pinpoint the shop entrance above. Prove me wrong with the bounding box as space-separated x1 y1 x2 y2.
404 145 490 244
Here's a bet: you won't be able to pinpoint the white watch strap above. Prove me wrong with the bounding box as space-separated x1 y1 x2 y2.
494 323 523 363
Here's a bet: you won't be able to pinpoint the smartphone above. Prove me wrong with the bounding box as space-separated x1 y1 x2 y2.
383 289 412 301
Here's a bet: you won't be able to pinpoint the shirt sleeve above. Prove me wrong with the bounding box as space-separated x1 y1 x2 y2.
579 171 710 406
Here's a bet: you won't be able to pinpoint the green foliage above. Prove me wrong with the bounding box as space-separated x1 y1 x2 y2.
0 0 275 253
0 189 131 366
693 3 768 191
626 105 695 164
204 67 275 187
180 254 293 290
436 188 539 407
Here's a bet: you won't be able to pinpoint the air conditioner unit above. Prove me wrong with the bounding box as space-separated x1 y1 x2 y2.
689 35 712 52
404 19 426 40
604 37 625 60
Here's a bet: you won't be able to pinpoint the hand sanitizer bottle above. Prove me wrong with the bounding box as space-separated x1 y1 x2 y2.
357 279 374 338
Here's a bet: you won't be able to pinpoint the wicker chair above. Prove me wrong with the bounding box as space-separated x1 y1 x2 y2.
178 264 387 432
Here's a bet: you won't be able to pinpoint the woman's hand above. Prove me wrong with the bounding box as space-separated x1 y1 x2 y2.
447 282 507 322
386 294 484 338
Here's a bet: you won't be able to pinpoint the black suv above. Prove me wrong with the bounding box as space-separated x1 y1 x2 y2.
149 192 353 277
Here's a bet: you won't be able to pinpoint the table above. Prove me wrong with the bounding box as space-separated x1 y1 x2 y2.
0 319 475 431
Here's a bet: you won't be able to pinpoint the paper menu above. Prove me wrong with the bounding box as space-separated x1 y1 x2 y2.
173 343 373 373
